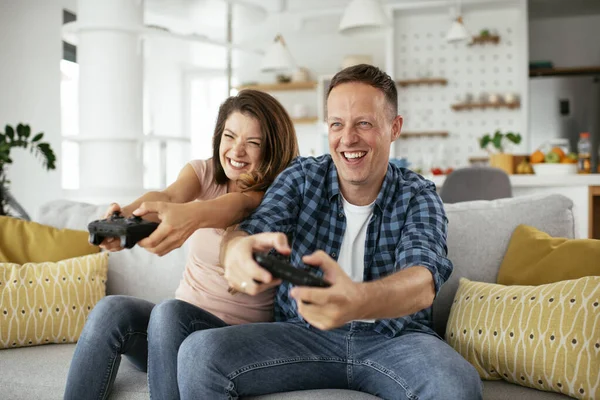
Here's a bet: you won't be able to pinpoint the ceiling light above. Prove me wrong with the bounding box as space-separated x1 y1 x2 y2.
339 0 389 35
261 34 296 72
446 16 470 43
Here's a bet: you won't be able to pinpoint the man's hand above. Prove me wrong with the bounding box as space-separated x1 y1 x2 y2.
290 251 366 330
223 232 288 295
134 201 197 257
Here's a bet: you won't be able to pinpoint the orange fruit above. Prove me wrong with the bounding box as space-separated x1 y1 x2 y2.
550 147 566 161
530 150 545 164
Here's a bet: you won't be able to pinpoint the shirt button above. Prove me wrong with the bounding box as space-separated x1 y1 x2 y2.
338 212 344 218
331 252 337 258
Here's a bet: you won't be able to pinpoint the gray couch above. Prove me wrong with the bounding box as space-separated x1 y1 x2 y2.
0 193 577 400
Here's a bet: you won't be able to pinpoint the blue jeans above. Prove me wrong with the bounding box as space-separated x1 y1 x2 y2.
64 295 227 400
177 320 482 400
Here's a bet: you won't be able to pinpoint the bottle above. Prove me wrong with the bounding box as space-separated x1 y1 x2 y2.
577 132 591 174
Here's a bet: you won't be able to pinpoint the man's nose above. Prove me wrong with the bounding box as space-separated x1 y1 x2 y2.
340 126 359 146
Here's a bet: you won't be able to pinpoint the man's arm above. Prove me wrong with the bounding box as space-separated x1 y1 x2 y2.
291 185 452 330
220 159 305 294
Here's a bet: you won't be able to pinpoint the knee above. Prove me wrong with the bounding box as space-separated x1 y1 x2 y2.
178 329 232 378
149 299 182 326
433 362 482 400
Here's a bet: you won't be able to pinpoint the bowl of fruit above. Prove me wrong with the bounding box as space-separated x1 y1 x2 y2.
530 147 578 175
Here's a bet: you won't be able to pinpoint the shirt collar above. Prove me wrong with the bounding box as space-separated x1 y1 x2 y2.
326 156 401 213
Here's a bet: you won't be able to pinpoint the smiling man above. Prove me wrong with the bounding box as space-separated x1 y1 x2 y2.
176 64 482 399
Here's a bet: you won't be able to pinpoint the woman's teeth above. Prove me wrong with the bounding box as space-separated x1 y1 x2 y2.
343 151 366 159
230 159 247 168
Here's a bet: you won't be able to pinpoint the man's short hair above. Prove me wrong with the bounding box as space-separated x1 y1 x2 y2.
327 64 398 119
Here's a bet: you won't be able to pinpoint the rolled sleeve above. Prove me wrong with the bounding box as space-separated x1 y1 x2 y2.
395 184 453 295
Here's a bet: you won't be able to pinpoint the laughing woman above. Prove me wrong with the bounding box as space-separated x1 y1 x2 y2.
64 90 299 400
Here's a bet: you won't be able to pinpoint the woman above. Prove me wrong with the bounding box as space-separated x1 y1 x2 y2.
64 89 299 400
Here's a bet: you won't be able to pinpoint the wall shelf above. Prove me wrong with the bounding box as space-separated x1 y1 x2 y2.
396 78 448 87
451 101 520 111
529 66 600 77
292 117 319 124
400 131 449 138
236 81 318 91
468 34 500 46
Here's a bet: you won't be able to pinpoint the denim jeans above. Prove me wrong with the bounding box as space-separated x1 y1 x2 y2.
177 320 483 400
64 295 227 400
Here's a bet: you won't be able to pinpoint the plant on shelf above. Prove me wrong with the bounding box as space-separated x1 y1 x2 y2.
479 130 522 175
479 130 522 153
0 123 57 218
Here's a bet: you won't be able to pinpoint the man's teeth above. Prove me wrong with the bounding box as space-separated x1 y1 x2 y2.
230 159 247 168
344 152 366 159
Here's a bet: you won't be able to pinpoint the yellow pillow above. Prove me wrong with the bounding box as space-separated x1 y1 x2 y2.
446 277 600 400
0 252 108 348
498 224 600 285
0 216 99 264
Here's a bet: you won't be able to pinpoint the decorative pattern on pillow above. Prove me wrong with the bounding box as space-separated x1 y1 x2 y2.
0 252 108 348
446 277 600 400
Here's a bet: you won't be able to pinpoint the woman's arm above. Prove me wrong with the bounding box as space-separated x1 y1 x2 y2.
135 191 264 256
119 164 202 218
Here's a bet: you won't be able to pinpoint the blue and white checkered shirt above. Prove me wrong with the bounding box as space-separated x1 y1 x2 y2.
239 155 453 338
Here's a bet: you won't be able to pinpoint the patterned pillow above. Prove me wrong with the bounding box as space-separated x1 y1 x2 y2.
0 252 108 348
446 277 600 400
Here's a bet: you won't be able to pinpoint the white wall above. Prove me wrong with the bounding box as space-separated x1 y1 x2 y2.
0 0 75 219
529 14 600 67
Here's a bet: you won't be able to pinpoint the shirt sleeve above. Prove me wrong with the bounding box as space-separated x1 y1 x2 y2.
238 157 304 236
395 182 453 296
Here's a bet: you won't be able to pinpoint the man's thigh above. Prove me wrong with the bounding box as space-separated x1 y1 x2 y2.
351 332 482 400
178 321 350 396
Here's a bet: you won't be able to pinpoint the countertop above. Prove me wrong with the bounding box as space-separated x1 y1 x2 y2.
427 174 600 187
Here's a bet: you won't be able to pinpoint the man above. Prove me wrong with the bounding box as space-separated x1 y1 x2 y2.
176 64 482 399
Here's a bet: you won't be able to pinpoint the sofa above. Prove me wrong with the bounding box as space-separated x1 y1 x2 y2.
0 193 578 400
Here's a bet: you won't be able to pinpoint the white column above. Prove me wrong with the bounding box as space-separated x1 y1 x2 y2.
76 0 145 203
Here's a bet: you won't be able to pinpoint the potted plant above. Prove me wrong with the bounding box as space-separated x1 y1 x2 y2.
0 123 57 218
479 130 522 174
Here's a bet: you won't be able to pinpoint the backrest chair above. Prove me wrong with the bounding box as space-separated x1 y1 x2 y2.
439 166 512 204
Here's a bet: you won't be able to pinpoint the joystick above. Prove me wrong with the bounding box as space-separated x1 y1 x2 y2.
88 212 159 249
253 252 331 288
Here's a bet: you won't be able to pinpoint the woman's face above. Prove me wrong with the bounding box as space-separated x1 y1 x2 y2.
219 111 263 184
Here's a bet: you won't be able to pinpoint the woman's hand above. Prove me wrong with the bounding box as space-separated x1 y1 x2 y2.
133 201 199 257
98 203 128 252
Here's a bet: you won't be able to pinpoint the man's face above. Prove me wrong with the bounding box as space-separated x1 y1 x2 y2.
327 82 402 202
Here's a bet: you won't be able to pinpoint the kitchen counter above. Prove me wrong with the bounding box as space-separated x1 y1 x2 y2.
428 173 600 187
427 173 600 239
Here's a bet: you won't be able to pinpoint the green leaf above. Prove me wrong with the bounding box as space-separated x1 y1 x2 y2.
16 123 25 138
505 132 521 145
32 132 44 142
479 134 491 149
5 125 14 140
23 125 31 138
491 133 503 151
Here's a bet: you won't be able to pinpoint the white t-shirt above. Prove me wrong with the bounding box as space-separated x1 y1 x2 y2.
337 195 375 282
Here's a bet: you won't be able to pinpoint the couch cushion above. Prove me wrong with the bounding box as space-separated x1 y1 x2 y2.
446 277 599 400
483 381 574 400
36 200 187 304
434 194 575 337
497 224 600 285
1 253 108 349
0 216 99 264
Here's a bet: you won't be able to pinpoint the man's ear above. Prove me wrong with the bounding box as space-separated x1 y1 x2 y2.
391 115 403 142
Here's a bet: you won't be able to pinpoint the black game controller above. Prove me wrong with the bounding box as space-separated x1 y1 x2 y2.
88 211 159 249
253 252 331 288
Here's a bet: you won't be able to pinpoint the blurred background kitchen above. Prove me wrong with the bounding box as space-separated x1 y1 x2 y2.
1 0 600 237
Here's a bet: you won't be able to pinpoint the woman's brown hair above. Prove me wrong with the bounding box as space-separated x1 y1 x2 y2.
211 89 299 192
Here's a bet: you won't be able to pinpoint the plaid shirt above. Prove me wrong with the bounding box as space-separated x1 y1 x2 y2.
239 155 453 338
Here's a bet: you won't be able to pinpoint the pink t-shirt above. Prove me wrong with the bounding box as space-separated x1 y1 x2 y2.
174 159 275 325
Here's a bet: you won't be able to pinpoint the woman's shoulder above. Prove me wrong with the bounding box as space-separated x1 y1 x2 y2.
188 158 226 198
